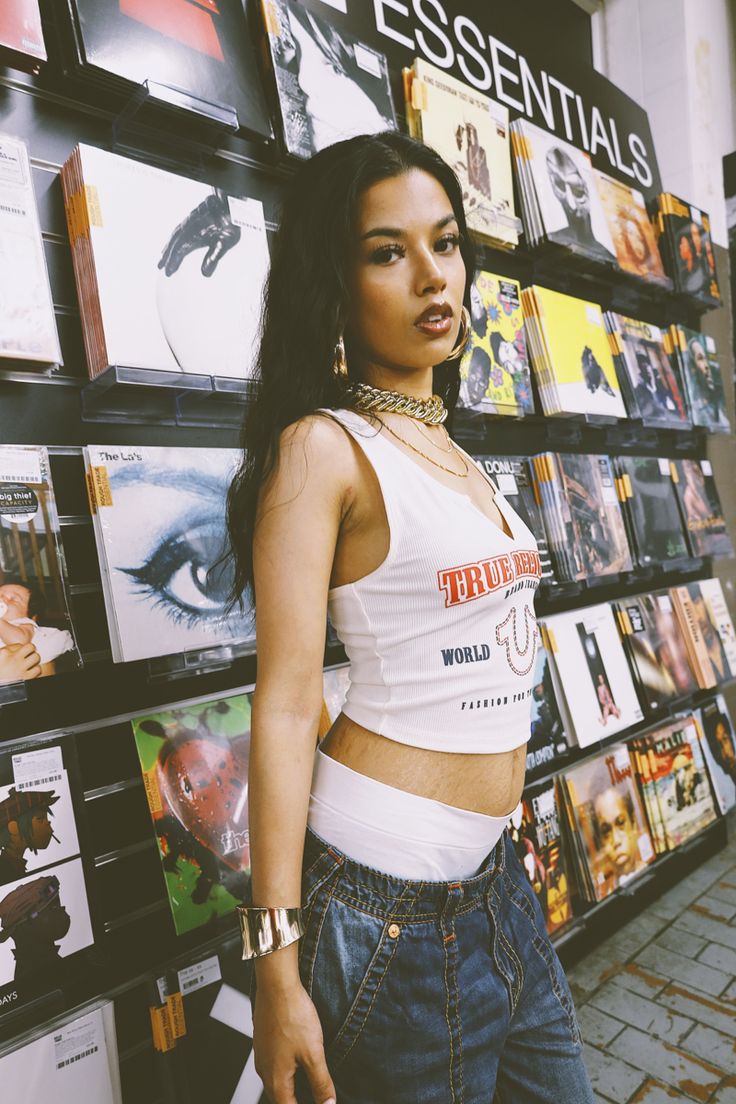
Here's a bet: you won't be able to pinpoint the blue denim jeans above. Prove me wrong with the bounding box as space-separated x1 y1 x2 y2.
291 825 594 1104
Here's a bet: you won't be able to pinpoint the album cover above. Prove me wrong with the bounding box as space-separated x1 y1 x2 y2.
84 445 255 663
594 171 667 282
510 783 571 934
526 636 570 776
405 58 517 248
0 857 94 1018
554 453 632 579
686 579 736 684
543 604 643 748
61 144 269 380
671 459 733 560
0 135 60 366
472 456 553 583
697 696 736 816
458 272 533 415
643 718 718 848
0 1001 122 1102
0 0 46 69
616 456 689 567
262 0 396 159
131 692 253 937
164 940 264 1104
616 592 698 712
524 286 627 418
607 314 688 427
563 743 654 902
653 193 721 304
670 584 717 690
515 119 616 264
670 326 730 431
66 0 272 140
0 446 80 685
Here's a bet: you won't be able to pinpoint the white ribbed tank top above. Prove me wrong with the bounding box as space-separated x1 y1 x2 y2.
320 408 542 753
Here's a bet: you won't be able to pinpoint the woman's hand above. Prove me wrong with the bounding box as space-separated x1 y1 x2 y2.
254 980 336 1104
0 642 42 684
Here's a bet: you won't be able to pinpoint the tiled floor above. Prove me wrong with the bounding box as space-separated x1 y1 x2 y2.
568 812 736 1103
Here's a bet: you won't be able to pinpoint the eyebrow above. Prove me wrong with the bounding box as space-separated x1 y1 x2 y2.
360 213 458 241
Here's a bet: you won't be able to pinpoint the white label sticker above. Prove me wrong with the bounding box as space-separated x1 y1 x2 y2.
705 335 716 353
601 482 617 504
701 459 713 476
631 189 645 207
12 746 63 790
690 205 703 225
496 473 518 497
156 975 168 1004
178 954 222 996
0 448 43 486
658 594 672 612
658 458 670 476
315 0 347 9
53 1009 104 1072
354 43 382 78
585 304 602 327
638 832 654 863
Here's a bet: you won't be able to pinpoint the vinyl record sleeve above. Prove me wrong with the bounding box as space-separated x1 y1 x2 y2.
608 314 688 427
0 857 94 1017
0 135 60 365
543 604 643 747
670 326 730 431
0 446 81 685
527 287 627 419
472 456 552 583
644 718 718 848
458 273 533 416
67 0 272 140
132 692 253 937
510 783 571 935
85 445 255 662
262 0 396 159
0 0 46 67
670 584 717 690
554 453 632 578
515 119 616 264
594 170 666 282
688 579 736 683
616 592 697 712
526 637 570 778
697 696 736 816
654 193 721 303
563 743 654 902
0 1001 122 1102
617 456 689 567
62 144 269 380
406 58 517 247
671 459 733 560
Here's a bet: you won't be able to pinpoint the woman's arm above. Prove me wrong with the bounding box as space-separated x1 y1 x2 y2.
248 414 352 1104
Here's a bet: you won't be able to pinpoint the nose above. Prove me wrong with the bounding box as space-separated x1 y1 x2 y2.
414 246 446 297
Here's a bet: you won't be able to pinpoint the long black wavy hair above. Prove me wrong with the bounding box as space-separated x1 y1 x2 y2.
226 131 476 612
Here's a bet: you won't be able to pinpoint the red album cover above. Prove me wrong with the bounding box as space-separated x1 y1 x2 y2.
0 0 47 66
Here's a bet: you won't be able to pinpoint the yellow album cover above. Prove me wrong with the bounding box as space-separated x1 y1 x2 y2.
595 171 666 283
532 286 627 418
458 272 533 415
404 58 517 248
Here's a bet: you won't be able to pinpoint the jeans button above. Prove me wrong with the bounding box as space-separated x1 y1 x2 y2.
388 923 400 938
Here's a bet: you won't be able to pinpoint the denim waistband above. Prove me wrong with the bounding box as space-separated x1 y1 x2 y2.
303 824 508 921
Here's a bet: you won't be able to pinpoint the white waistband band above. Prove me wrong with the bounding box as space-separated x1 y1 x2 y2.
307 747 516 880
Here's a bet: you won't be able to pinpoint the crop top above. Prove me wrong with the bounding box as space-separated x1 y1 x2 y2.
320 408 542 753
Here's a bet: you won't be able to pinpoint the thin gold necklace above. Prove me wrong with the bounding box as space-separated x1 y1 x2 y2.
378 418 470 478
412 419 455 454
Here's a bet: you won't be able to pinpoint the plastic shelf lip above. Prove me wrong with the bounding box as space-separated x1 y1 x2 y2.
145 638 255 682
0 680 28 707
94 839 158 868
84 776 144 802
103 900 169 935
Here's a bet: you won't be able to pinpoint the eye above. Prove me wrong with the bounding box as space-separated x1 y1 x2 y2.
370 243 405 265
435 233 461 254
120 522 240 626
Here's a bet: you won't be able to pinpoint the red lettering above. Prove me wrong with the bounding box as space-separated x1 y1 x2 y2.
438 567 466 607
464 564 484 600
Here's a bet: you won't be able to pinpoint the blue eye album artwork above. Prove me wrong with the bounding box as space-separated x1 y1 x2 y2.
84 446 255 663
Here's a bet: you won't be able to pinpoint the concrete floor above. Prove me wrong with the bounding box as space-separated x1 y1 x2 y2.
567 810 736 1103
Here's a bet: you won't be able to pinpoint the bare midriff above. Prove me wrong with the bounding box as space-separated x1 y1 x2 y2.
320 713 527 818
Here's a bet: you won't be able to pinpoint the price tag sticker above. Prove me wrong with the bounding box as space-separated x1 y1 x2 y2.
178 955 222 997
701 459 713 476
354 43 382 78
12 746 63 791
54 1009 103 1072
585 304 602 327
658 458 671 476
496 473 518 497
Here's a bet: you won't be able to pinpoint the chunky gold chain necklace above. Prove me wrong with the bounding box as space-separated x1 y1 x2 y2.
342 381 448 425
378 418 470 478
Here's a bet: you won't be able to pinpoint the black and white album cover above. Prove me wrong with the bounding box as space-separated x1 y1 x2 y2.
607 314 688 427
262 0 396 159
85 446 255 663
555 453 632 579
0 134 60 366
0 1001 122 1102
697 696 736 816
671 459 733 560
527 636 569 777
66 0 272 140
472 456 553 582
61 145 269 381
616 456 689 567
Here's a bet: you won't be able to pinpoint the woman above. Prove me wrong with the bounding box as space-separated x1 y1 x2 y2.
227 132 593 1104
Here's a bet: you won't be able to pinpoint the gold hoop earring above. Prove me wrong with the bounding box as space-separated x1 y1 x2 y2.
447 306 471 360
332 334 348 378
